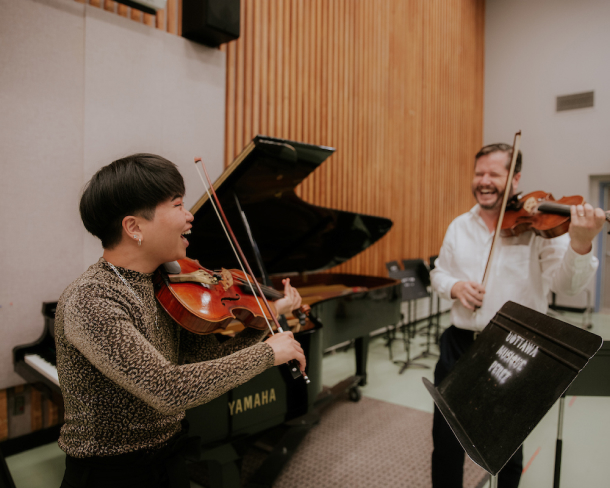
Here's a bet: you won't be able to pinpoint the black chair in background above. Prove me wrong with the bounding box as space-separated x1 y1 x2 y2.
549 290 593 330
387 259 430 373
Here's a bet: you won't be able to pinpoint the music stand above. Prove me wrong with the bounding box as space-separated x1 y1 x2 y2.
423 301 602 483
404 258 439 361
389 259 430 373
428 255 443 344
550 335 610 487
384 261 403 358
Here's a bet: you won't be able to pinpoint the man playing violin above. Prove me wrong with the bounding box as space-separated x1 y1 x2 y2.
55 154 306 488
430 143 607 488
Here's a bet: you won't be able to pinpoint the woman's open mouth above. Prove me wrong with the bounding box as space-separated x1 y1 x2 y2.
181 229 191 245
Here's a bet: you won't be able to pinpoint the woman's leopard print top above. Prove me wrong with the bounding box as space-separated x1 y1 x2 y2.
55 259 274 458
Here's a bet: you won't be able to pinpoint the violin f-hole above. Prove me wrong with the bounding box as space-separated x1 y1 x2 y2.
220 294 241 306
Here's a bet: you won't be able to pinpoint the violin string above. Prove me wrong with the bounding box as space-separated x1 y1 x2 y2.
235 277 284 299
194 161 276 337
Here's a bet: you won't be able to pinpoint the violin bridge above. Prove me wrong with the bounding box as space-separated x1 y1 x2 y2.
219 268 234 291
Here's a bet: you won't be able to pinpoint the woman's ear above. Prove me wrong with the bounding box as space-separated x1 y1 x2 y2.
122 215 141 244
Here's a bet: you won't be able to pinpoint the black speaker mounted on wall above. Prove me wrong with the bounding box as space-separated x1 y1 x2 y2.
182 0 240 48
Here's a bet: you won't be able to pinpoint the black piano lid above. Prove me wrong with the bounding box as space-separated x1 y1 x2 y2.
187 136 394 275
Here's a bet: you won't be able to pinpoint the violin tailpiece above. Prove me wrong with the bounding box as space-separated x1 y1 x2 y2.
523 197 538 214
168 269 219 285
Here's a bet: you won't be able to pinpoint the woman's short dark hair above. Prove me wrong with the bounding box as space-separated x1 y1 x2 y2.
80 153 185 249
475 143 522 174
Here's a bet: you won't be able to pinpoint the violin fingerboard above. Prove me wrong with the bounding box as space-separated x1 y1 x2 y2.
538 202 571 216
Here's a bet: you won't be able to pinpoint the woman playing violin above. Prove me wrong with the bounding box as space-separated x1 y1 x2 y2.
429 143 607 488
55 153 306 488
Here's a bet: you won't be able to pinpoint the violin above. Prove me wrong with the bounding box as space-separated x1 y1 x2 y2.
501 190 610 238
501 191 585 238
153 257 311 336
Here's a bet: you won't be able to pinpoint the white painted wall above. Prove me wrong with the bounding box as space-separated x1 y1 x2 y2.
485 0 610 310
485 2 610 486
0 0 225 389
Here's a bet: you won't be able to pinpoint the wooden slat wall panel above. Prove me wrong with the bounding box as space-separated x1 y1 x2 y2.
75 0 182 34
225 0 484 277
72 0 484 277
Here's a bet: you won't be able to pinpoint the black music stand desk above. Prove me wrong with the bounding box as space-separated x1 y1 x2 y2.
389 261 430 372
423 301 602 476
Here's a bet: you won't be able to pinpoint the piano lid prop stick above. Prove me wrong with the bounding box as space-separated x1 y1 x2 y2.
194 157 310 384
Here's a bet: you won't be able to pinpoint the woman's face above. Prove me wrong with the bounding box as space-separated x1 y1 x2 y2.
138 195 194 264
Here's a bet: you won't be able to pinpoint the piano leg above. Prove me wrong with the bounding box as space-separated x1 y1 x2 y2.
198 444 241 488
354 336 369 386
0 450 16 488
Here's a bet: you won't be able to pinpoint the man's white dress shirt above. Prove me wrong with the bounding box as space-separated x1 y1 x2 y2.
430 205 599 331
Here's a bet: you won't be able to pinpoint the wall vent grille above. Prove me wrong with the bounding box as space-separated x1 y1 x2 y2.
556 91 594 112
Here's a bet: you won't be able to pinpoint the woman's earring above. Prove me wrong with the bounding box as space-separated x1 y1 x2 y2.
138 238 142 247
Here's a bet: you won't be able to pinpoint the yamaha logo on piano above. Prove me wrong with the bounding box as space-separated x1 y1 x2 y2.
228 388 276 416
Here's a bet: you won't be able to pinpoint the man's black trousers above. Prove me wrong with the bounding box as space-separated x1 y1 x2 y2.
431 325 523 488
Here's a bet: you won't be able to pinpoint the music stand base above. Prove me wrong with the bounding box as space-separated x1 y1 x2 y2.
413 348 439 361
394 359 429 374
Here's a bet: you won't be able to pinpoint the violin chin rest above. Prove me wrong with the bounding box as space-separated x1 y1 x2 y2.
163 261 182 274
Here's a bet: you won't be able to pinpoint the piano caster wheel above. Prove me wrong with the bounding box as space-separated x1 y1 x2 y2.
348 386 362 402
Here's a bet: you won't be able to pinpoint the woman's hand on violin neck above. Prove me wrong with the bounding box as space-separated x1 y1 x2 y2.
569 204 607 255
451 281 485 311
274 278 303 316
266 331 307 372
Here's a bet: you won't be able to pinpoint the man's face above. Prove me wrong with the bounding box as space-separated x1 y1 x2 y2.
138 196 194 263
471 151 519 211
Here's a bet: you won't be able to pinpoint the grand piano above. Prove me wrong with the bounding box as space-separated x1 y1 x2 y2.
12 136 401 487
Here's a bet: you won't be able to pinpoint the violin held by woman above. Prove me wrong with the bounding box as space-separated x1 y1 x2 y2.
154 257 309 336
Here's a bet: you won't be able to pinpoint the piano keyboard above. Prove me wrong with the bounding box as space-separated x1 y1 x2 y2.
24 354 59 387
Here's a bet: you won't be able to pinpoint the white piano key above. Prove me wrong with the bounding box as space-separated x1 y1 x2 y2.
24 354 59 386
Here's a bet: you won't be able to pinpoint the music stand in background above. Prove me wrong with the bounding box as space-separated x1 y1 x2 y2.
384 261 403 358
423 301 602 486
428 255 443 345
385 261 401 274
388 259 430 373
404 258 439 361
